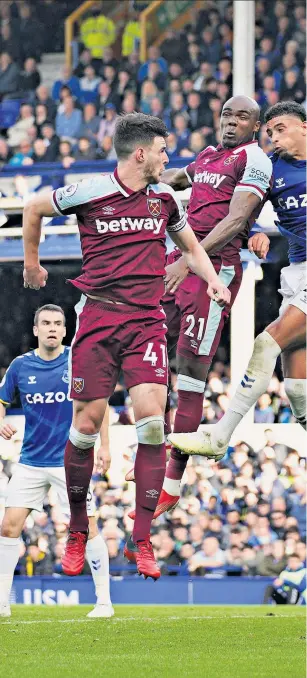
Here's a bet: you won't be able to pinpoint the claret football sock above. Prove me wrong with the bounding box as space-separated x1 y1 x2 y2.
0 536 20 606
64 440 94 533
86 534 112 606
164 387 204 495
132 442 166 543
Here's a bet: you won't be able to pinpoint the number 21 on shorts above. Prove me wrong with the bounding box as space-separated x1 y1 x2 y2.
143 342 167 368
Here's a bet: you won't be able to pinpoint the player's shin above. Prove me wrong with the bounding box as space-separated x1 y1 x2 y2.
65 426 98 533
284 378 307 429
86 532 112 606
213 331 282 445
132 416 166 543
0 537 20 608
164 374 206 496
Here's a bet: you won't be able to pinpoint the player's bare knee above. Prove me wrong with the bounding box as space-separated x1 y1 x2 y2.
1 515 22 539
136 415 165 445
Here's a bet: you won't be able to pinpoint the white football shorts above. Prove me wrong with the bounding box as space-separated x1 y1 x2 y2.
279 261 307 316
5 463 95 517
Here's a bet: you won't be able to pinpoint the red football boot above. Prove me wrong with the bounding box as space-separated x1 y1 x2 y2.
128 488 179 521
61 531 88 576
124 536 160 580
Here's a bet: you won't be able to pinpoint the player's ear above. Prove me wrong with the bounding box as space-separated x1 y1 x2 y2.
254 120 261 134
302 121 307 134
135 147 145 163
33 325 38 337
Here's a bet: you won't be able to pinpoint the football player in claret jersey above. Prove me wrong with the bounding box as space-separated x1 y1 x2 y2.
171 101 306 458
127 95 273 520
0 305 113 619
22 113 230 580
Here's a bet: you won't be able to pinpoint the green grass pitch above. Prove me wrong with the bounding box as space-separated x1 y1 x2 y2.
1 605 305 678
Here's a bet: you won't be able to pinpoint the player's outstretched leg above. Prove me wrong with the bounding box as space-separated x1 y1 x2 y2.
86 519 114 618
170 305 306 456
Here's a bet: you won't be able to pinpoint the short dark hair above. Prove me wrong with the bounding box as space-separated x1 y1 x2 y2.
113 113 168 160
34 304 65 326
264 101 306 123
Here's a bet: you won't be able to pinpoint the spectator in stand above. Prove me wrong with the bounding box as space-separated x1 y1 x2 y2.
216 57 232 89
55 96 82 142
137 45 168 83
160 29 182 64
97 103 117 143
77 103 100 144
147 61 167 92
40 123 59 162
189 130 206 155
121 10 141 58
189 536 226 573
101 65 118 92
56 140 75 168
7 103 34 148
19 2 43 62
187 90 208 131
0 52 20 99
99 47 119 73
35 104 49 136
149 97 171 129
280 69 305 103
0 137 11 167
168 91 187 127
0 22 22 64
165 132 179 158
73 48 93 78
186 43 202 77
193 62 213 92
18 57 41 95
116 69 135 100
8 137 33 167
121 91 137 115
123 51 140 80
31 137 49 163
79 8 116 60
56 85 74 114
96 80 121 116
173 113 190 151
97 135 117 161
52 65 81 103
140 80 159 114
31 85 57 122
200 28 221 65
79 65 101 94
255 393 275 424
74 137 97 161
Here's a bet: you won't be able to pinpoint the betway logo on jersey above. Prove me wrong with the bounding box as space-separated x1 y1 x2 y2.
95 217 164 235
194 171 226 188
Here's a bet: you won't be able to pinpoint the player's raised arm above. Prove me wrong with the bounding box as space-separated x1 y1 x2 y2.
161 166 192 191
169 225 231 307
23 192 56 290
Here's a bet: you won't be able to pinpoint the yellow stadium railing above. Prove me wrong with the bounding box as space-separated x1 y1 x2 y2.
140 0 163 63
65 0 96 68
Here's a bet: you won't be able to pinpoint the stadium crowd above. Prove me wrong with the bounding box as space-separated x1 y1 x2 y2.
0 0 305 167
0 0 305 580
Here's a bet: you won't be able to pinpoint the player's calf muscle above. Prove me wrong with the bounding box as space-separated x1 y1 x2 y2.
266 308 306 351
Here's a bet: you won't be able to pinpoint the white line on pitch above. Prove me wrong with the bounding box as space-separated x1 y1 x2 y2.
0 614 303 625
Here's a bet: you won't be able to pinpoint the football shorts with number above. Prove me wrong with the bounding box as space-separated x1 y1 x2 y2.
70 295 168 399
163 255 242 364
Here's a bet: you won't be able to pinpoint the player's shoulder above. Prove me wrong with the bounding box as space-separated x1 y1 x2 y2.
8 351 34 372
196 146 217 161
235 142 273 172
150 182 177 198
55 173 120 206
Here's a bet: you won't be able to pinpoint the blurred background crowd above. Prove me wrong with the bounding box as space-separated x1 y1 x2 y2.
0 0 305 167
0 0 305 581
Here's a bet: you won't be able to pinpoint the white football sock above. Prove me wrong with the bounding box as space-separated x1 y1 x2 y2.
284 378 307 429
163 476 181 496
0 536 20 606
86 534 111 606
213 331 281 444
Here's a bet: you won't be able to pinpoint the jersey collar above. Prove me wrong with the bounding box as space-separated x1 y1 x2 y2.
217 140 258 152
112 168 148 196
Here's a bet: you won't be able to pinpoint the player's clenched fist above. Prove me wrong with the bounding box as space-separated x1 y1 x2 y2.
96 445 111 475
23 265 48 290
0 420 17 440
207 280 231 307
248 233 270 260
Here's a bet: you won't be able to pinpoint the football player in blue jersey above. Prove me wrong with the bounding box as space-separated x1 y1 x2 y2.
0 305 114 618
168 101 306 459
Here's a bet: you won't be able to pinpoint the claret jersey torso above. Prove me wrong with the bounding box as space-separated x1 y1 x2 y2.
52 170 185 307
184 141 273 264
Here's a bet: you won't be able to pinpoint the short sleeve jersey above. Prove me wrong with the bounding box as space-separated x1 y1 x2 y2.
51 170 186 307
184 141 273 265
269 153 306 264
0 347 71 467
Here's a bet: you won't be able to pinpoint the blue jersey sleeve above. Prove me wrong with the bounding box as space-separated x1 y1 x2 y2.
0 357 22 405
